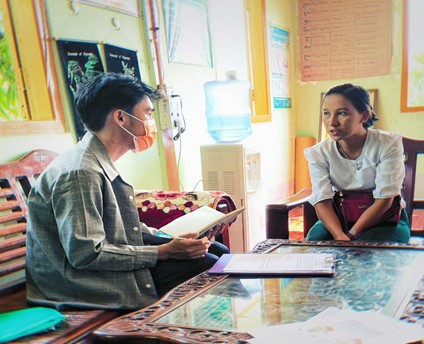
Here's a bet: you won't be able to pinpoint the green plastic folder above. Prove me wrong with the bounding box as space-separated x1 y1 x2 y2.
0 307 65 343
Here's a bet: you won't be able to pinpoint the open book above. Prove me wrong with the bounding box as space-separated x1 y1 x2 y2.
209 253 336 276
159 206 245 240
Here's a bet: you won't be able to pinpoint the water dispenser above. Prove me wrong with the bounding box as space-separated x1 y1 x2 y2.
203 79 252 143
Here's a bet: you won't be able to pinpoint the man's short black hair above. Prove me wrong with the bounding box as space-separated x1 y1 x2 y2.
75 73 162 132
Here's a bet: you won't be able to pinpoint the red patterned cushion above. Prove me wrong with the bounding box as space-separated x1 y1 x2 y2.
135 190 237 229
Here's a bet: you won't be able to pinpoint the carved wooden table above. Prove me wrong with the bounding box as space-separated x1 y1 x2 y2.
92 240 424 343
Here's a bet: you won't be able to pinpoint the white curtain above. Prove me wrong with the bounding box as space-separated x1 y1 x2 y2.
163 0 213 67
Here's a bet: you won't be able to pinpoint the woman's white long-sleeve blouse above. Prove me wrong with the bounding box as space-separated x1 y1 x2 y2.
304 129 405 206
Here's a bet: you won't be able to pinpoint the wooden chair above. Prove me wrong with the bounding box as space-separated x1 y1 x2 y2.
0 149 237 342
0 149 59 293
266 136 424 239
402 137 424 236
0 150 118 342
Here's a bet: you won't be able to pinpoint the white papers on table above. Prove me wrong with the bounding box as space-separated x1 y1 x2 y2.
209 253 335 276
247 307 424 344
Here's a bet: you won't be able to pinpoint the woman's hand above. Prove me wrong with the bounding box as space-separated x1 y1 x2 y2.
157 236 211 260
315 200 348 240
333 232 351 241
348 197 395 238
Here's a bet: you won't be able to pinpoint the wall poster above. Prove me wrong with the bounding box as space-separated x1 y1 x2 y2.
104 44 141 81
56 40 104 140
269 25 291 109
298 0 392 82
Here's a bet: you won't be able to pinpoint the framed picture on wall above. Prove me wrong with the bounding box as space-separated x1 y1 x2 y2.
318 89 378 141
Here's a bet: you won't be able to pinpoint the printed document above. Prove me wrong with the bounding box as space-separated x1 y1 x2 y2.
209 253 335 275
248 308 424 344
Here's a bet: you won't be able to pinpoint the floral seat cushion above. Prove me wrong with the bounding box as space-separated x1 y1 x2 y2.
135 190 237 230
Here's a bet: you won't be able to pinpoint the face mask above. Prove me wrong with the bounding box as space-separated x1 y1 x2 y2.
120 111 158 153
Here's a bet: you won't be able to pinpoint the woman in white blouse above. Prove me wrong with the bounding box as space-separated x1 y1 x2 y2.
305 83 410 243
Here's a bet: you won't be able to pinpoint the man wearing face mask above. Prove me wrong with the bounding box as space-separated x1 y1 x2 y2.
26 73 229 311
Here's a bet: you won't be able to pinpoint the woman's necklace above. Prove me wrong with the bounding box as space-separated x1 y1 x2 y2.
337 142 350 159
337 141 363 170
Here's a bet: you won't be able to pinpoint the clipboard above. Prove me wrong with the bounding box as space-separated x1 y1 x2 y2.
209 253 336 276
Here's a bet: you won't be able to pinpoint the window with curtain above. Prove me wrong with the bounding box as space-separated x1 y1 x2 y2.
162 0 213 67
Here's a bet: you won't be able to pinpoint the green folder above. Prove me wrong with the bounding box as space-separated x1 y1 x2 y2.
0 307 65 343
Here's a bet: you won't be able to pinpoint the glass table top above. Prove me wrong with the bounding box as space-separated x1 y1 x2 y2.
93 240 424 343
155 244 424 332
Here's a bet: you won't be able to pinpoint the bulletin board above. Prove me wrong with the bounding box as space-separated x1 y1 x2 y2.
299 0 392 82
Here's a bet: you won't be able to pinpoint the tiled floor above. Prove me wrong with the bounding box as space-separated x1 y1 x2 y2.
288 207 305 241
288 208 424 242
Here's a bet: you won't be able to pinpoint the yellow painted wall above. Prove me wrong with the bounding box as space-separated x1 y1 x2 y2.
292 0 424 140
0 0 164 190
45 0 164 190
291 0 424 197
145 0 295 246
1 0 421 199
152 0 295 202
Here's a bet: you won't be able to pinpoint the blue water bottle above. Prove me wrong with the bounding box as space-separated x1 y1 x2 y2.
203 79 252 143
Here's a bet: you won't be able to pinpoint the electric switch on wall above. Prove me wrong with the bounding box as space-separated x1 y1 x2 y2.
157 89 184 135
169 95 182 129
157 96 172 130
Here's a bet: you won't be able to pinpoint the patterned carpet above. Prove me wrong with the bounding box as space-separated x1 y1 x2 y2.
288 208 424 242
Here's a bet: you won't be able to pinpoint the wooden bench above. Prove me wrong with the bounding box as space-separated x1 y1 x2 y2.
0 150 118 343
0 150 237 342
